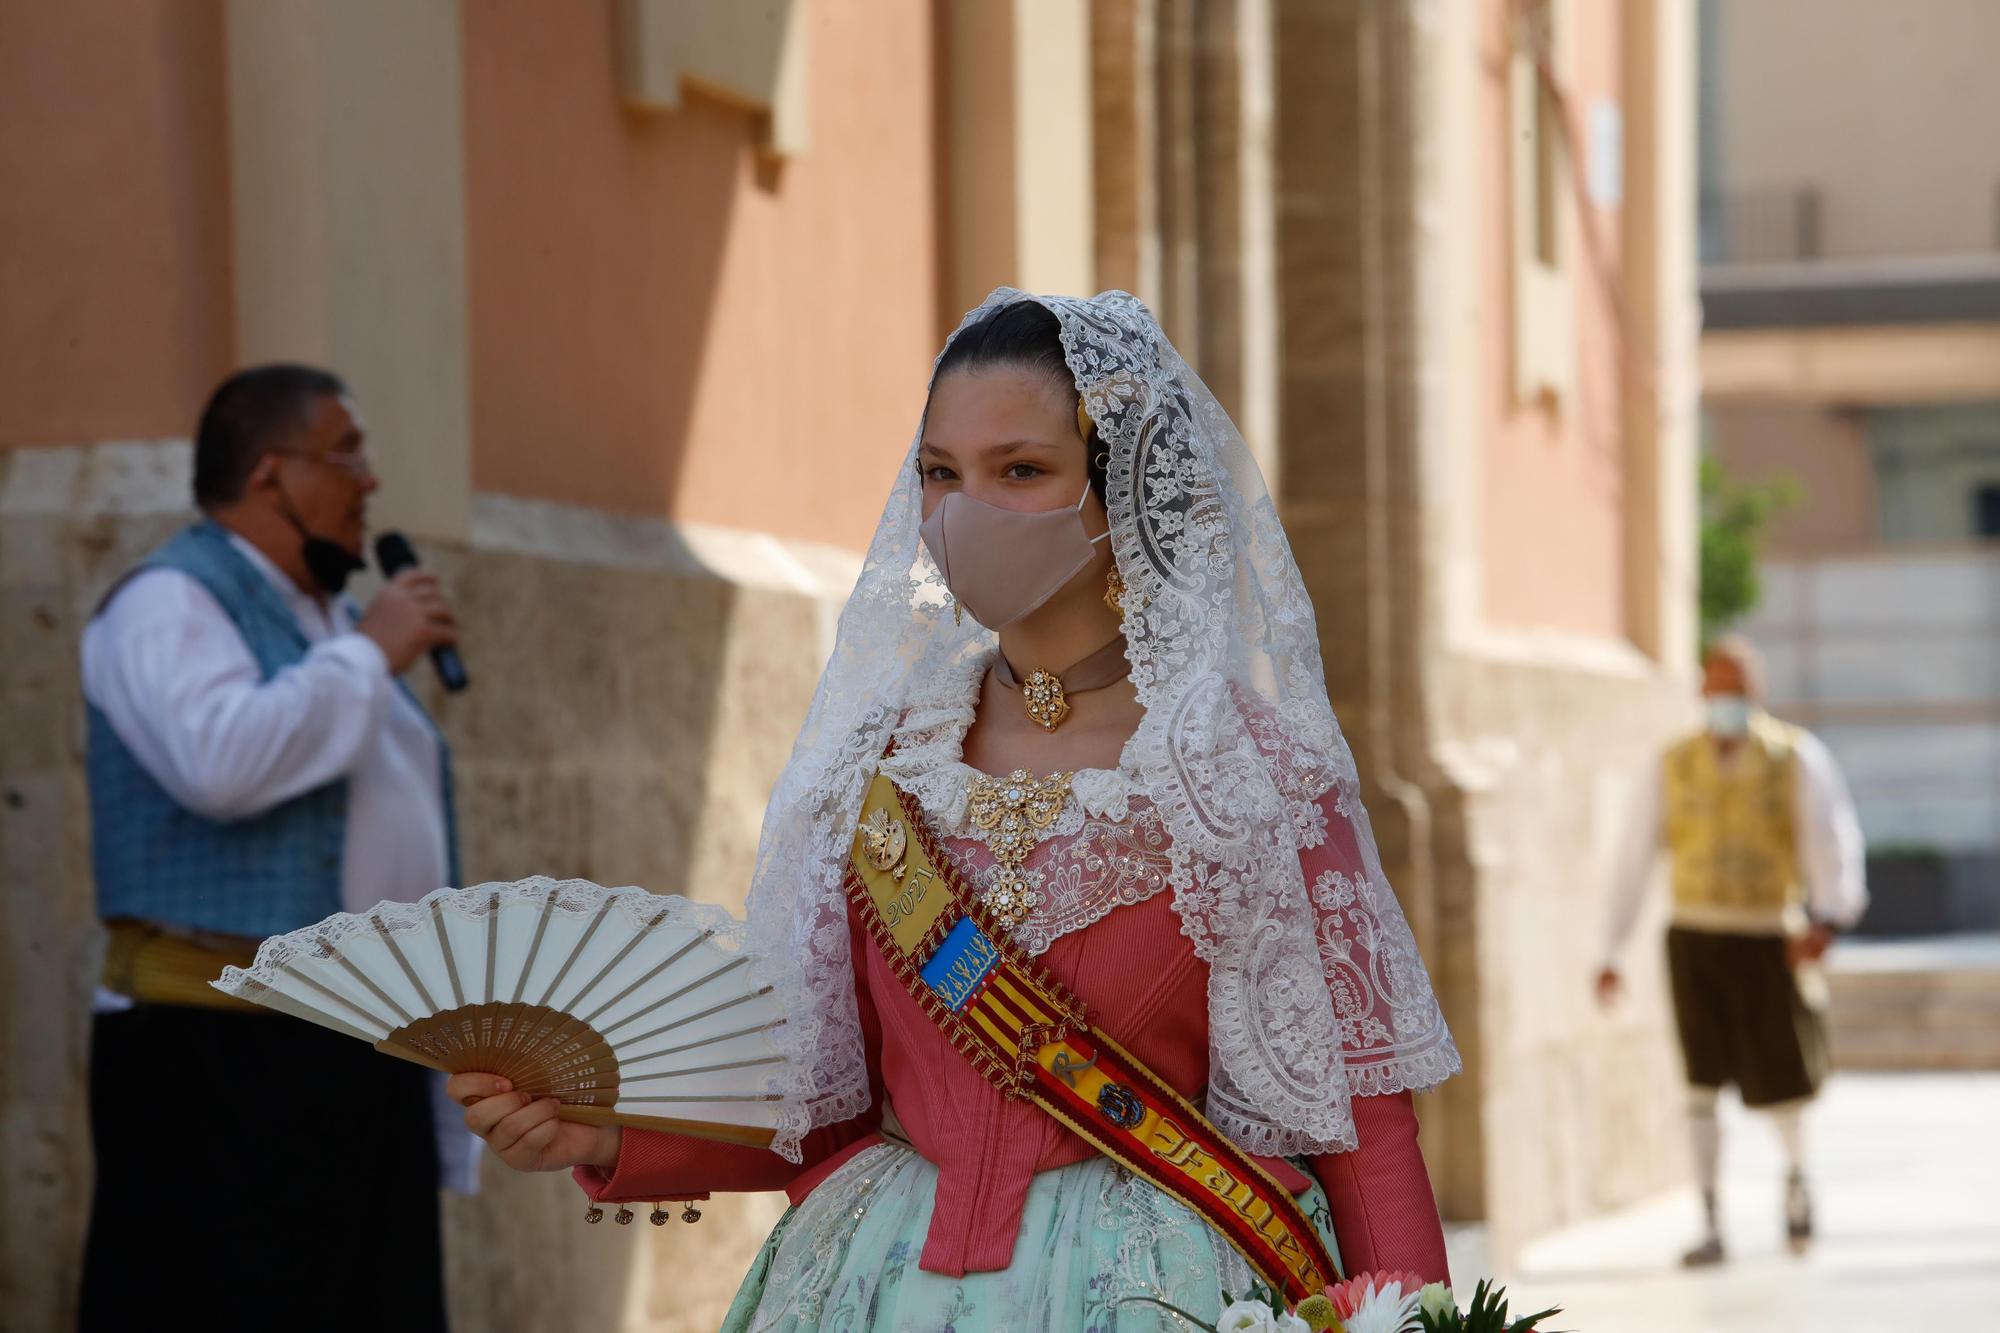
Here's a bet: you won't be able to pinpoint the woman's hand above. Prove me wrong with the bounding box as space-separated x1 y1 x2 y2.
448 1072 621 1174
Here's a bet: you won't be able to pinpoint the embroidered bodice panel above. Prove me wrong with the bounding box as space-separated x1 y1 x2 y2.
858 646 1457 1160
940 789 1172 957
877 650 1168 955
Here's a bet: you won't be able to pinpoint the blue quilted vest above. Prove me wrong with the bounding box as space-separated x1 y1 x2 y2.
88 520 461 937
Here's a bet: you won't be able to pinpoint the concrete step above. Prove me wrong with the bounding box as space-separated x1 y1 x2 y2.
1825 934 2000 1070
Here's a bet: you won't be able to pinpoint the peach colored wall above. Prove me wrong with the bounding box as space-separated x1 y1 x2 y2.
1478 0 1629 637
1716 0 2000 260
0 1 232 447
1708 404 1876 556
462 1 938 555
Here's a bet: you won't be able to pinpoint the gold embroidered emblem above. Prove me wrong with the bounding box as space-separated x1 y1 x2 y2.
859 805 908 873
1049 1047 1099 1089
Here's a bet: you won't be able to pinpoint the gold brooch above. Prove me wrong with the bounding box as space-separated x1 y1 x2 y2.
994 636 1131 736
1021 670 1071 732
859 805 907 873
967 768 1074 927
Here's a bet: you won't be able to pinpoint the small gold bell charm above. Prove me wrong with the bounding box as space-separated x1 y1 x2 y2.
614 1205 635 1226
584 1203 604 1224
649 1204 670 1226
681 1202 702 1224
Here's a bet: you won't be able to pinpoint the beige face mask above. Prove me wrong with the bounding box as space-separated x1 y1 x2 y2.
919 479 1110 630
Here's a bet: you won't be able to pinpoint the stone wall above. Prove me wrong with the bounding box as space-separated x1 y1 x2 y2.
1428 644 1695 1259
1272 0 1700 1263
0 442 847 1331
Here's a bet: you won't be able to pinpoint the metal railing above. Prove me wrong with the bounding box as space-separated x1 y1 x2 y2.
1700 185 1823 264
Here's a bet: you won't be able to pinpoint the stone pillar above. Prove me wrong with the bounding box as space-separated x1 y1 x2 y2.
1090 0 1281 477
1621 0 1699 668
1153 0 1201 356
1190 0 1281 483
1272 0 1481 1219
1275 0 1703 1256
939 0 1095 328
224 0 472 543
1091 0 1163 307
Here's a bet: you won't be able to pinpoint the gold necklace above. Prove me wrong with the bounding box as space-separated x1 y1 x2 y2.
966 768 1075 927
994 635 1131 733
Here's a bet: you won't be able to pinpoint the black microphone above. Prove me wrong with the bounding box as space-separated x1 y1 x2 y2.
374 531 470 692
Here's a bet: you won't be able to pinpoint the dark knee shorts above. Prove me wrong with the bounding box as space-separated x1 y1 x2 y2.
1665 925 1828 1107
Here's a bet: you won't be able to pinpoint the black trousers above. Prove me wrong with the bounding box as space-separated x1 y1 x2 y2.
80 1004 448 1331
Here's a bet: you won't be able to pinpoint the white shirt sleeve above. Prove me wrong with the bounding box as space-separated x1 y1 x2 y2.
1792 728 1869 929
81 568 394 823
1602 762 1664 969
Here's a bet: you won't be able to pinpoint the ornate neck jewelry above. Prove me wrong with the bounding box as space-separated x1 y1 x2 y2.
966 768 1075 927
994 635 1131 733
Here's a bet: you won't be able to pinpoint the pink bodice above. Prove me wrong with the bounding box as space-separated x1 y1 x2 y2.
576 794 1450 1282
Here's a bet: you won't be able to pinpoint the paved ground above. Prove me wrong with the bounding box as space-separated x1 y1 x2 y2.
1453 1072 2000 1332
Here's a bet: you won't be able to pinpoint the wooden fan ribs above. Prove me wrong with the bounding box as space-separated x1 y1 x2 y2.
385 1002 621 1105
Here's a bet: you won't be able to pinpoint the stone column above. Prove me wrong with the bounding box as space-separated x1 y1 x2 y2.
1091 0 1281 477
939 0 1095 329
1620 0 1699 668
225 0 472 542
1191 0 1281 482
1091 0 1164 304
1272 0 1482 1220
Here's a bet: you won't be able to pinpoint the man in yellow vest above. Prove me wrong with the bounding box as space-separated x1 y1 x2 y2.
1598 636 1867 1266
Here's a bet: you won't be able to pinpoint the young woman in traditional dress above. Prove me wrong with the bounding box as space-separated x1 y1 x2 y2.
453 292 1461 1330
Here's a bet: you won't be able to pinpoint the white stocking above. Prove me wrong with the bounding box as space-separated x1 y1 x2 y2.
1688 1086 1722 1201
1769 1102 1806 1179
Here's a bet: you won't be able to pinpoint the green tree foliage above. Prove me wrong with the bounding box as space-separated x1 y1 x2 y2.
1699 455 1798 647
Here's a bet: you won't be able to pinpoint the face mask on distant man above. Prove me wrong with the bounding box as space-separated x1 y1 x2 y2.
274 487 364 596
1705 694 1751 738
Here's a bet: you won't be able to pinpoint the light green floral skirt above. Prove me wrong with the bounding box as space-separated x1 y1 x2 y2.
722 1143 1341 1332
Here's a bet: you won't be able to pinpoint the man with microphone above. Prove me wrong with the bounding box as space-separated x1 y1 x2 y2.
78 365 464 1328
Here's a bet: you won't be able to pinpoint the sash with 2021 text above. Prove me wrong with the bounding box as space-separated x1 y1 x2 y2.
844 772 1340 1304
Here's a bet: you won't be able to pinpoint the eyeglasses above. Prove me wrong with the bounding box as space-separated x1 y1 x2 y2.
271 448 375 479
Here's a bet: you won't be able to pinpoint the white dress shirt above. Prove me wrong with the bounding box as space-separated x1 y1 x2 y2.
82 532 449 916
1603 724 1869 967
82 532 479 1191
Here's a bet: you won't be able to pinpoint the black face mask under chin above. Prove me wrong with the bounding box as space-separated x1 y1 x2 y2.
275 492 364 595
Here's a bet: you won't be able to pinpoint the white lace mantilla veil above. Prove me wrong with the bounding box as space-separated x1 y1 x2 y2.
745 288 1458 1163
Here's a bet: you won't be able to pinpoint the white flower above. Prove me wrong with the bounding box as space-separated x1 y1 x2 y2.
1217 1301 1281 1332
1338 1286 1426 1333
1418 1283 1457 1320
1275 1315 1312 1333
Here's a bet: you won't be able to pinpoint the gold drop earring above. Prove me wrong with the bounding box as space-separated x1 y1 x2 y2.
1104 567 1126 614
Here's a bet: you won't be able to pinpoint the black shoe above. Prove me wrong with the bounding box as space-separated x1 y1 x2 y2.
1786 1172 1813 1252
1681 1234 1726 1267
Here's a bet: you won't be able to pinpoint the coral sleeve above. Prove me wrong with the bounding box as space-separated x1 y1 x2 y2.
573 905 886 1204
1311 1091 1450 1284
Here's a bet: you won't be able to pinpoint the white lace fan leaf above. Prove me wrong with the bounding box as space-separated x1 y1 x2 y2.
213 877 799 1148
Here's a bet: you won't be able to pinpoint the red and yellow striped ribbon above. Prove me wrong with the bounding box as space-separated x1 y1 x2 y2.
846 773 1339 1302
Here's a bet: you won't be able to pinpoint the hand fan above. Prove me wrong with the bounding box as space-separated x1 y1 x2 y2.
213 877 790 1148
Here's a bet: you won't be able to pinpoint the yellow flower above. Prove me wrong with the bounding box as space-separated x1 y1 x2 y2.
1293 1294 1345 1331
